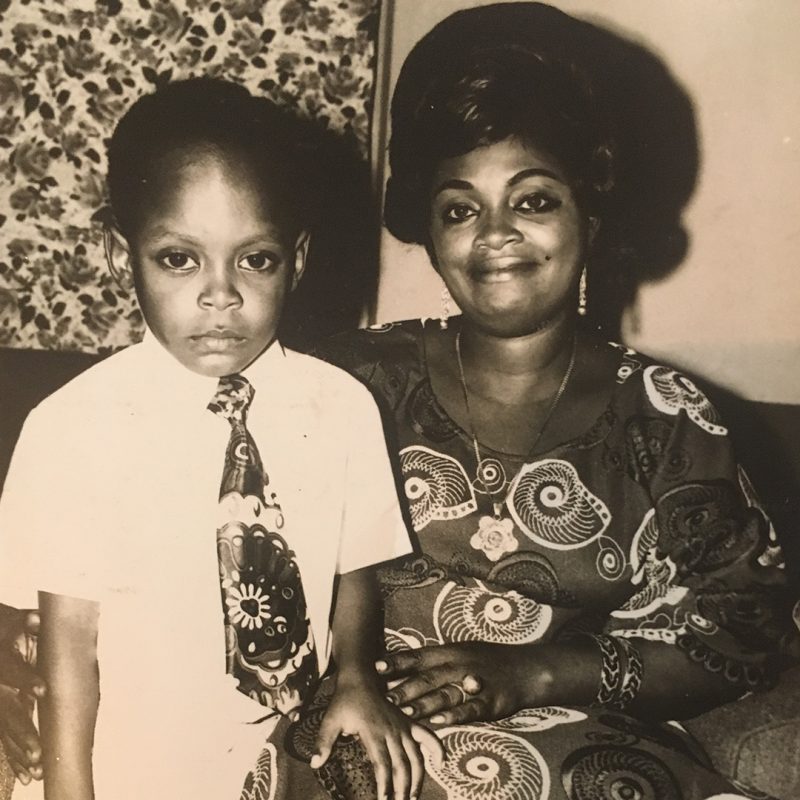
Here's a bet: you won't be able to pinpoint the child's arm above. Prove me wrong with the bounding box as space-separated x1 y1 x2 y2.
38 592 99 800
311 567 443 800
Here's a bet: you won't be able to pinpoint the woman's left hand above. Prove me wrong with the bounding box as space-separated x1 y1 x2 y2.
376 642 539 726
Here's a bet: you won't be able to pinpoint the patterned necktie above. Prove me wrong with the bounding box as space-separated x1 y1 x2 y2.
208 374 318 715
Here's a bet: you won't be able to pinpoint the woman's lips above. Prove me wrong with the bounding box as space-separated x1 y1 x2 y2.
469 259 539 283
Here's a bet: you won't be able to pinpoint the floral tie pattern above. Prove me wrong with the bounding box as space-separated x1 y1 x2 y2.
208 374 318 716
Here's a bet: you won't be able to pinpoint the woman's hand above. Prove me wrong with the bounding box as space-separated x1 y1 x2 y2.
311 673 444 800
0 607 44 783
377 642 542 726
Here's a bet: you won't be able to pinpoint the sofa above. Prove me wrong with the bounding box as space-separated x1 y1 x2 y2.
1 345 799 798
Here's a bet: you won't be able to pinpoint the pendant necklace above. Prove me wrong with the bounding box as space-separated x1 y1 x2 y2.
454 329 577 521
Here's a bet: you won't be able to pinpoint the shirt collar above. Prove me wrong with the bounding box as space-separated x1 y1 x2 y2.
137 328 288 412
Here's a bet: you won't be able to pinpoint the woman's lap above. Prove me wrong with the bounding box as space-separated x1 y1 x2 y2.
249 675 772 800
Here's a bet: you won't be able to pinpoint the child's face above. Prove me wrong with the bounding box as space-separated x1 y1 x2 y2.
116 153 305 377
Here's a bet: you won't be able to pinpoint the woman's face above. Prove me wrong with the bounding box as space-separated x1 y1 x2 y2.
428 136 590 337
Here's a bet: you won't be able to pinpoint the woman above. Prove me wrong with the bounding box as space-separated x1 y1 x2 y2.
290 3 796 799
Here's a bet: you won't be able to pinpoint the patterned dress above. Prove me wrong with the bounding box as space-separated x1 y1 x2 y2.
254 319 793 800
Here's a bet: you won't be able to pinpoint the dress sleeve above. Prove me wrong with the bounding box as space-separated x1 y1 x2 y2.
335 382 413 575
0 405 101 607
605 369 793 693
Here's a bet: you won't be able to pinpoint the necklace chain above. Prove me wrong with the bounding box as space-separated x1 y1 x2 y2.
454 329 577 519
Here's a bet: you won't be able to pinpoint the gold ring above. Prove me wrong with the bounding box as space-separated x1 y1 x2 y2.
446 681 469 704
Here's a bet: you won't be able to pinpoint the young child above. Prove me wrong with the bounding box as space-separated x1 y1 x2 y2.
0 78 439 799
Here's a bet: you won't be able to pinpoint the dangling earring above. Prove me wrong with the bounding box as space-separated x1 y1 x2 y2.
578 266 588 317
440 286 451 330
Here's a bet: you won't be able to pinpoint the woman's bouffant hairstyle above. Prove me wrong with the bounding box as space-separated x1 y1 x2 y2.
385 2 615 246
385 3 699 336
107 77 322 240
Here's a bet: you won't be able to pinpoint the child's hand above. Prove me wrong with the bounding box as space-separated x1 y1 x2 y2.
310 674 443 800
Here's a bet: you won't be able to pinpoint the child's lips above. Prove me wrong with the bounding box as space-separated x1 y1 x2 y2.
193 329 244 339
190 329 247 352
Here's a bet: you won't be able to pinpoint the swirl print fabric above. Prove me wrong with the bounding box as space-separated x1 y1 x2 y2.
240 318 788 800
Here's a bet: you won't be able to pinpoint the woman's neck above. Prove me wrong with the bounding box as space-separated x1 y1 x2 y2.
457 315 576 391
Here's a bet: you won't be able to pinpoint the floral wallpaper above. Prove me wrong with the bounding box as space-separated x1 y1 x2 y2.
0 0 379 352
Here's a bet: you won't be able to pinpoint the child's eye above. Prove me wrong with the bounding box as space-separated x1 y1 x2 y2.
239 252 277 272
516 193 561 214
159 252 198 271
442 203 477 224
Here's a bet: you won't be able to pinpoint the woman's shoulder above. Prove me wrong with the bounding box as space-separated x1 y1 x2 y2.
602 340 729 437
312 318 427 380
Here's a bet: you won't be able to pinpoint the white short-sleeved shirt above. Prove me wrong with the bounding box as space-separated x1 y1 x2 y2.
0 334 411 799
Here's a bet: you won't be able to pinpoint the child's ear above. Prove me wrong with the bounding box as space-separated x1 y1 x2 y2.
104 226 135 293
290 230 310 291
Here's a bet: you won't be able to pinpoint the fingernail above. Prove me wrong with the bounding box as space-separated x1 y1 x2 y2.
386 695 398 705
309 755 322 769
430 714 444 724
375 660 388 672
401 705 414 716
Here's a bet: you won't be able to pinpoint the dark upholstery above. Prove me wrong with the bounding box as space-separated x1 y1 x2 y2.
0 347 103 496
0 345 798 797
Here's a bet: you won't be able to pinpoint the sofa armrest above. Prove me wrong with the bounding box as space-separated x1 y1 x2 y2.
685 664 800 799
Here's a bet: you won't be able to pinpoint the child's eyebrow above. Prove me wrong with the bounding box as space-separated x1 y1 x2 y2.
145 228 281 250
145 227 203 245
236 234 281 250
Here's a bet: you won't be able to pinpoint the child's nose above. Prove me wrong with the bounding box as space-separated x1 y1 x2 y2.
199 267 243 310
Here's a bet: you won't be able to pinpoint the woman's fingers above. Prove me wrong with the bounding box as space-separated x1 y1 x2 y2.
376 646 450 679
0 686 41 765
8 759 31 785
387 665 450 707
413 681 468 719
0 653 45 698
2 732 31 769
429 698 485 726
389 668 479 719
375 649 422 678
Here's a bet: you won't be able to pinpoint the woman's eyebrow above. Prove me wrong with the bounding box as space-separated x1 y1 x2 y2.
433 168 564 197
432 178 473 197
508 167 562 186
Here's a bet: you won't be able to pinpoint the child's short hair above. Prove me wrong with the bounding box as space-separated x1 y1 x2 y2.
107 77 320 240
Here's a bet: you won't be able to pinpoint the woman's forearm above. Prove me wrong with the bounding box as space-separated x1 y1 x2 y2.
39 592 99 800
526 638 741 720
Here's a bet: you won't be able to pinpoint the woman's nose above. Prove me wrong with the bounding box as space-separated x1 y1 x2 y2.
198 265 243 311
476 209 523 250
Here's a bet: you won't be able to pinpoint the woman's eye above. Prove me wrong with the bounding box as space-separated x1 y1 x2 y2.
516 193 561 214
239 252 276 271
159 252 197 271
442 204 477 224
